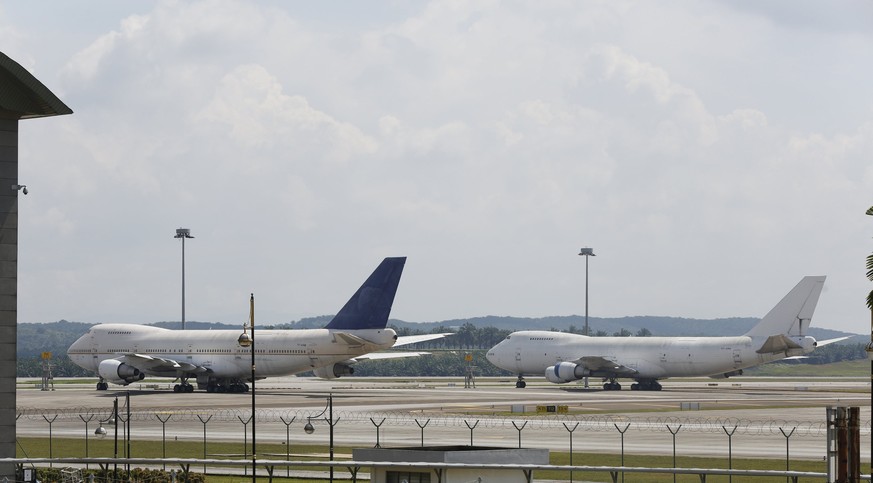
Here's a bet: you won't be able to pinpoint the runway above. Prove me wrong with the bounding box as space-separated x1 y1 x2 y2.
16 376 873 462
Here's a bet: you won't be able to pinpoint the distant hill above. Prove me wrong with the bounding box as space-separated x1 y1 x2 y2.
17 316 864 359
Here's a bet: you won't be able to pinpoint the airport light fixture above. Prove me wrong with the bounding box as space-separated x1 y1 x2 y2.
579 247 595 389
94 396 119 482
237 295 257 483
174 228 194 330
578 247 595 337
304 393 336 483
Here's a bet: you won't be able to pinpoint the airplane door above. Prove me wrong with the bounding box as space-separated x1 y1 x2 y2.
732 348 742 367
91 332 98 363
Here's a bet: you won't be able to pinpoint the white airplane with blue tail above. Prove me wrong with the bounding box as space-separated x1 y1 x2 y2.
68 257 447 393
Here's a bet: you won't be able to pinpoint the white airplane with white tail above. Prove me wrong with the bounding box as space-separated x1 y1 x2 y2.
486 276 848 390
68 257 448 393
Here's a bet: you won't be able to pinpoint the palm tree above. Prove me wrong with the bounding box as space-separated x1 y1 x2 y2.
868 206 873 310
866 205 873 469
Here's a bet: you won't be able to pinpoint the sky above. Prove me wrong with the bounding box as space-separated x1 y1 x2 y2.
2 1 872 334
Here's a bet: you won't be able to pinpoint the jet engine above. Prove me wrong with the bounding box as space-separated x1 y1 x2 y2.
313 363 354 380
98 359 144 385
545 362 589 384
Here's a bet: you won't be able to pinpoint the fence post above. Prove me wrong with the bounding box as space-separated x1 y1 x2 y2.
237 415 252 476
667 424 682 483
564 422 580 483
414 419 430 447
722 425 737 483
280 416 296 477
512 421 528 448
779 426 796 483
614 423 631 483
370 418 386 448
156 413 172 471
464 420 479 446
42 415 57 467
197 414 212 474
79 414 96 469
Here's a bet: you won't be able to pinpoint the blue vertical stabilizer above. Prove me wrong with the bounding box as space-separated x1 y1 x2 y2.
325 257 407 330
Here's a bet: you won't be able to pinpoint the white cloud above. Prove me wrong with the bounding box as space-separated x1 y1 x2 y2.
3 0 872 334
197 64 378 162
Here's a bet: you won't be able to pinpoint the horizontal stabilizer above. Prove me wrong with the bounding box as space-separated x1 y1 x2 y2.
395 333 454 347
817 336 850 347
756 334 802 354
334 332 369 348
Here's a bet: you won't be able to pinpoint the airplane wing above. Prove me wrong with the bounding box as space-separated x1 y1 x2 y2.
574 356 638 377
395 333 453 347
118 354 208 374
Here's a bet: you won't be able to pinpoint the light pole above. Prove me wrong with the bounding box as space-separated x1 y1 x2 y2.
237 294 256 483
94 396 119 483
579 247 595 389
305 393 338 483
174 228 194 330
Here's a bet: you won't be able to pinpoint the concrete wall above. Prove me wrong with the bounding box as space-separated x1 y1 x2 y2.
0 118 17 479
355 447 549 483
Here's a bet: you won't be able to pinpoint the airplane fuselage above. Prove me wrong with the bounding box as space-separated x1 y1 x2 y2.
68 323 398 381
486 330 813 380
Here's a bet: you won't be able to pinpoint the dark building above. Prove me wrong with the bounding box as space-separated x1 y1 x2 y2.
0 51 72 478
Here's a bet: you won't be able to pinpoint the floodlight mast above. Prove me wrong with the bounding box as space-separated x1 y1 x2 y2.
174 228 194 330
578 247 595 389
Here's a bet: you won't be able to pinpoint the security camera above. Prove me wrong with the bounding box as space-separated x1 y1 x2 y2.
10 184 27 195
21 186 27 195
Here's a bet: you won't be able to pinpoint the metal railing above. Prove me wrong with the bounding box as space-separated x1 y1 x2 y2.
5 457 864 483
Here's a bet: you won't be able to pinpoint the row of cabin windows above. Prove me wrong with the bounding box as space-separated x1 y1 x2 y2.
109 349 311 355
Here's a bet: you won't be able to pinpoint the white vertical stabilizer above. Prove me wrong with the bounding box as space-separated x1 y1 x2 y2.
743 276 826 337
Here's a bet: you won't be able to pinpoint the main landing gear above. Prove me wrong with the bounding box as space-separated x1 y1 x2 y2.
603 380 621 391
174 376 194 393
173 383 194 393
96 379 108 391
515 375 526 388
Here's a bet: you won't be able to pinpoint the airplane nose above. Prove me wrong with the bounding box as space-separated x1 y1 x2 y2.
486 344 502 365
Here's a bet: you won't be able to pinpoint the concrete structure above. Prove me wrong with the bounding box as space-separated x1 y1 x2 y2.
353 446 549 483
0 51 72 478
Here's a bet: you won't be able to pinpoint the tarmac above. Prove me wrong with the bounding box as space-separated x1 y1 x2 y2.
15 376 873 463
